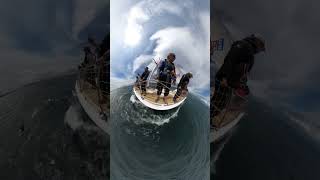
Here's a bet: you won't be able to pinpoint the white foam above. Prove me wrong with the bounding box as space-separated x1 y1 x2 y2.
31 108 39 119
64 105 83 130
130 95 136 103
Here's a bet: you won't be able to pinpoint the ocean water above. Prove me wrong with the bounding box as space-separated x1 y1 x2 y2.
212 99 320 180
110 86 210 180
0 74 110 179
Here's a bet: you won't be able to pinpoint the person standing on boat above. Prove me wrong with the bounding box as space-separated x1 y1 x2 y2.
155 53 176 104
97 34 110 101
173 72 193 103
211 34 265 118
82 46 96 86
139 67 150 96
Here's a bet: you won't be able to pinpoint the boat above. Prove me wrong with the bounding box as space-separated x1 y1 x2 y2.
133 60 188 111
210 17 248 143
75 51 110 134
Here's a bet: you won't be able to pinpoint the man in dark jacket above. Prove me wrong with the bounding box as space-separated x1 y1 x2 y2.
173 72 193 102
140 67 150 95
211 34 265 118
155 53 176 104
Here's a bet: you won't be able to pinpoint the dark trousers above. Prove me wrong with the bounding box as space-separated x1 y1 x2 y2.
156 75 171 96
141 81 147 93
174 85 186 100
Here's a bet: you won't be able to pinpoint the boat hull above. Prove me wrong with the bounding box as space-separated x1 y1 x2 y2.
133 87 186 111
75 80 110 134
210 113 244 143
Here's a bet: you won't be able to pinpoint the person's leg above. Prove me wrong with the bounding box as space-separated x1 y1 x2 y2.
163 82 171 104
156 76 165 102
173 86 182 102
155 82 162 102
141 82 146 95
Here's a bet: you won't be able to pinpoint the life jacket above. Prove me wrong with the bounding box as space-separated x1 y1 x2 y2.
159 59 175 80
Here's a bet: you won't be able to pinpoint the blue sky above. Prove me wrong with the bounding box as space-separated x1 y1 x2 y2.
110 0 210 97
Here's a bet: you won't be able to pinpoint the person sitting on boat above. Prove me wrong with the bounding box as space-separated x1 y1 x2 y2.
139 67 150 96
173 72 193 103
155 53 176 104
211 34 265 119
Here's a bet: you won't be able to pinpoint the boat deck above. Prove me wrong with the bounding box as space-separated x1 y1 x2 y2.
78 80 109 112
134 86 184 106
212 109 243 128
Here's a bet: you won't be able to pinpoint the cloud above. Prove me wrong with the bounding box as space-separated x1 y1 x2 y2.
212 0 320 109
132 55 153 73
212 0 320 139
119 0 210 95
149 21 210 92
0 0 110 93
124 6 150 46
72 0 109 40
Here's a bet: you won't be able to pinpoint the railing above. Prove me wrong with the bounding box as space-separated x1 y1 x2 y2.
211 79 248 129
134 78 188 98
78 51 110 118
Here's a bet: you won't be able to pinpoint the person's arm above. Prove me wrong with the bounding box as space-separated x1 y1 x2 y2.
172 66 176 84
159 61 165 72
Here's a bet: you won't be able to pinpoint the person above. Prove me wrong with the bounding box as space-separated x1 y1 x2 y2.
82 46 96 86
139 67 150 95
155 53 176 104
211 34 265 119
98 34 110 58
88 36 99 54
97 34 110 100
173 72 193 102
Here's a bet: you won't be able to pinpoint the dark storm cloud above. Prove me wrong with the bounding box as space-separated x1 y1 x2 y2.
212 0 320 110
0 0 74 53
0 0 109 93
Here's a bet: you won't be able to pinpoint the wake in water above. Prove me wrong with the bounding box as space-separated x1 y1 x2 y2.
111 86 209 180
129 95 181 126
211 126 238 177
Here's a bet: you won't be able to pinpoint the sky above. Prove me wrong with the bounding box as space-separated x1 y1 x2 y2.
110 0 210 97
0 0 110 94
2 0 318 134
211 0 320 140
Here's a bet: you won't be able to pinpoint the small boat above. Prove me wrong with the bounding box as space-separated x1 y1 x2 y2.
75 52 110 134
133 60 188 111
210 16 248 143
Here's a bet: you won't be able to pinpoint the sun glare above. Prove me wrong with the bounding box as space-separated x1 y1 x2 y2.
124 26 141 46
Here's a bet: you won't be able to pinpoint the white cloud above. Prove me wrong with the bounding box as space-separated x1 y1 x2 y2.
123 0 184 47
123 0 210 94
149 22 210 92
124 6 150 46
132 54 153 73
